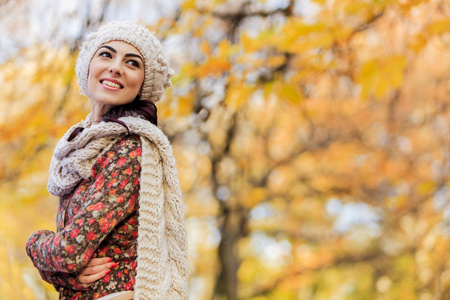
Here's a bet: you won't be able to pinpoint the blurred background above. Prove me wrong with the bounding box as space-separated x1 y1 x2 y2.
0 0 449 299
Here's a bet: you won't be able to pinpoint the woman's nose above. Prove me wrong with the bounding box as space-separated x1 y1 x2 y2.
109 65 123 75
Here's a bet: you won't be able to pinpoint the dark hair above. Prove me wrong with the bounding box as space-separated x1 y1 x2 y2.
68 96 157 141
103 97 158 128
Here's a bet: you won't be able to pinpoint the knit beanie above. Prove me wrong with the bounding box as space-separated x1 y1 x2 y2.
75 21 174 103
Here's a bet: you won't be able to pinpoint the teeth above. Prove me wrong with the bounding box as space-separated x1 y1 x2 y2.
102 80 121 89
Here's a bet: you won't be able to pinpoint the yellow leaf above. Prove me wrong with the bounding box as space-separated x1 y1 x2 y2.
241 30 277 52
241 31 259 52
280 83 302 103
427 18 450 35
277 20 328 53
345 2 369 15
196 57 231 78
358 59 377 99
266 55 286 68
225 84 255 110
409 33 427 53
416 181 436 196
357 56 407 99
238 258 259 283
284 19 324 38
243 188 267 208
181 0 196 10
386 56 407 89
263 81 274 98
196 39 235 77
200 40 212 56
179 62 196 79
374 79 388 99
193 27 203 37
217 39 231 56
176 92 195 116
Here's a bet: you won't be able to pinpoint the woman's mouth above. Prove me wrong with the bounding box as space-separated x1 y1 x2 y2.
101 80 123 89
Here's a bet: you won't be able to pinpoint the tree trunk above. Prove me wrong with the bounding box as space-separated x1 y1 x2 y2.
215 205 247 300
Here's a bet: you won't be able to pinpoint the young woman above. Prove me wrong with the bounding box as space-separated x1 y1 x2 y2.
25 21 189 300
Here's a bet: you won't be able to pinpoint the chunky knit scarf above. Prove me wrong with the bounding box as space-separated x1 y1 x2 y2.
47 115 188 300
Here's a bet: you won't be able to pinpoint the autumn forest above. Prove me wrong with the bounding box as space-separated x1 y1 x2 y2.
0 0 449 299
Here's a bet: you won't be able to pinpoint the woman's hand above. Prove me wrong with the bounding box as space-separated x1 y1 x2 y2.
78 254 117 288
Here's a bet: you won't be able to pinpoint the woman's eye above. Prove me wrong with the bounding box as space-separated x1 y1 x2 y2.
99 51 112 58
127 60 140 68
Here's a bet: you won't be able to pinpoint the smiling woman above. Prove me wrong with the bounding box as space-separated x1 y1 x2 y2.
87 41 145 118
24 21 189 300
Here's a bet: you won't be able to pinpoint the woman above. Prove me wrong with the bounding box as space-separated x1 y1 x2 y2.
25 21 189 300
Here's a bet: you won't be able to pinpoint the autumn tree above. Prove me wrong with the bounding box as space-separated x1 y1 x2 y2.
161 0 450 299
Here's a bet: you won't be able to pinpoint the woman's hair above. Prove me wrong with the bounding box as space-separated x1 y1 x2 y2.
103 96 158 127
67 97 157 142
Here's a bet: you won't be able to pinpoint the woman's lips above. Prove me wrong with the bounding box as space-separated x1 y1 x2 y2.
100 79 123 89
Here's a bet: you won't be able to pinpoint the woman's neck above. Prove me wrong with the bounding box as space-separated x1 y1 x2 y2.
90 102 112 124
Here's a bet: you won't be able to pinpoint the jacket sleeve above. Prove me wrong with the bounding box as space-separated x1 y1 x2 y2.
37 269 85 291
25 136 142 275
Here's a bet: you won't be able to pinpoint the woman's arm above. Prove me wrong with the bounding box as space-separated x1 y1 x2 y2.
25 136 142 274
37 255 115 291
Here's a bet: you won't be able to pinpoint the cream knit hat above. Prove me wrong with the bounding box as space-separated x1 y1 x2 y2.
75 21 174 103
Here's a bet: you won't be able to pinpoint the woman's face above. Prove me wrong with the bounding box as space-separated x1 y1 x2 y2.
87 41 145 109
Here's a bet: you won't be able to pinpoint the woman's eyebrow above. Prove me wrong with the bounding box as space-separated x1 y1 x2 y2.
99 45 143 62
99 45 116 53
125 53 143 62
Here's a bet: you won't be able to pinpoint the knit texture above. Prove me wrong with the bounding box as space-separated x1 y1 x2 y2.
48 115 188 299
75 21 174 103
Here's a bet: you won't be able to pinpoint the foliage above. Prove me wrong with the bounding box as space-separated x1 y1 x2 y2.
0 0 449 299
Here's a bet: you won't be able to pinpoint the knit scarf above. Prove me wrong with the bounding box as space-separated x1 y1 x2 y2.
48 115 188 300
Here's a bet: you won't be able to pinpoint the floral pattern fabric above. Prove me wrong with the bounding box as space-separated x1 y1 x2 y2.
26 135 142 299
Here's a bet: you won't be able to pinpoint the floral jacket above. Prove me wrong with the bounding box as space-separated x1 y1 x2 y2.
26 135 142 299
